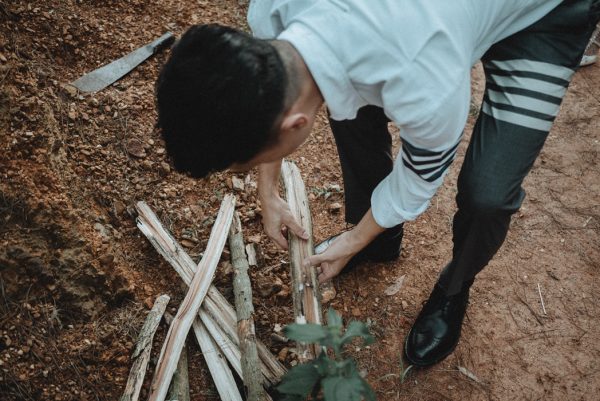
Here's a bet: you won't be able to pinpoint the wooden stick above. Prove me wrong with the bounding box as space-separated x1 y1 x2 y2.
198 307 243 376
148 195 236 401
280 160 324 362
229 212 267 401
165 312 242 401
162 312 190 401
202 293 283 387
119 294 170 401
192 320 243 401
135 202 286 386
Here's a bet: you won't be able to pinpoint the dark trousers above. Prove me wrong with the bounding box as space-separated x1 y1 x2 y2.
329 0 600 294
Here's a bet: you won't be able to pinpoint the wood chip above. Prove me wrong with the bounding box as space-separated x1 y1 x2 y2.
458 366 484 384
384 275 406 296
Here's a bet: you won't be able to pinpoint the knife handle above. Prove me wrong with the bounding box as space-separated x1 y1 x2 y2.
150 32 176 54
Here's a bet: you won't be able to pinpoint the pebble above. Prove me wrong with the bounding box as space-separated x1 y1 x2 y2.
329 202 342 213
277 347 289 361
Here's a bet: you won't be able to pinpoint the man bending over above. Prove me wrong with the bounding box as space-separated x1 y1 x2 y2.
156 0 599 367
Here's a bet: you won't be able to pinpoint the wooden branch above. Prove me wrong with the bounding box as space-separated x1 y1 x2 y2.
119 294 170 401
135 202 286 386
229 212 267 401
163 312 190 401
192 320 244 401
148 194 236 401
280 160 324 362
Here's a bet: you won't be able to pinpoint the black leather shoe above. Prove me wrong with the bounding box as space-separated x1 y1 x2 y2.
404 282 471 367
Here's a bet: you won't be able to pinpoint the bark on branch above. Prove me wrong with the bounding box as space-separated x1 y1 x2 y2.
229 212 267 401
119 294 170 401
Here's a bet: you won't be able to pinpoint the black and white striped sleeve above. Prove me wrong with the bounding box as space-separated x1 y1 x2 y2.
370 134 462 228
401 139 460 183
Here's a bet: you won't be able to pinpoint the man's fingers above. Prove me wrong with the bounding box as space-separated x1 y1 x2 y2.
303 254 324 268
318 266 334 284
267 229 289 250
282 215 309 240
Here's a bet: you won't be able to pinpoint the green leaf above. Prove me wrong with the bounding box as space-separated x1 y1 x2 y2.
340 321 374 347
284 323 328 343
327 308 343 328
314 353 336 376
279 395 304 401
277 363 321 397
322 376 364 401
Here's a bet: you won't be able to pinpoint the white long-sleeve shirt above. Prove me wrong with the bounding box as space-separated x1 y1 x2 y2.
248 0 562 228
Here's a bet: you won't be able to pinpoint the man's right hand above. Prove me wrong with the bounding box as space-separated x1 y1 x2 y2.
260 194 309 249
258 160 309 249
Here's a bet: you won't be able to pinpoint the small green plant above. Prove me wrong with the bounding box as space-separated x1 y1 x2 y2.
276 308 376 401
310 184 342 200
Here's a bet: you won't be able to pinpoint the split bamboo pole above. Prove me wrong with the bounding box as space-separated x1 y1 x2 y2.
280 160 324 362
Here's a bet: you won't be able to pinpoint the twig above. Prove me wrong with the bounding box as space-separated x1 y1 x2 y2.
537 283 547 315
119 294 170 401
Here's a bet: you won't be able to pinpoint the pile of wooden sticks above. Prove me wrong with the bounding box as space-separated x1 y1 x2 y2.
119 160 331 401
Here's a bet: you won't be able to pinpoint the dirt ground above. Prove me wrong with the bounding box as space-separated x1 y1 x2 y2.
1 1 599 400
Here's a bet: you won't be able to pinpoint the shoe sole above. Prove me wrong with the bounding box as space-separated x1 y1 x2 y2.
403 326 459 368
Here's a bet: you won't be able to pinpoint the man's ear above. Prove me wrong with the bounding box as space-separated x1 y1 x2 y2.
280 112 308 134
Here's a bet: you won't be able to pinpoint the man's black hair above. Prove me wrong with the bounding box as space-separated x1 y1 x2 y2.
156 24 288 178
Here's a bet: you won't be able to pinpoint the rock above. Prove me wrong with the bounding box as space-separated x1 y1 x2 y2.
231 176 245 192
329 202 342 213
321 282 337 304
61 83 77 97
98 254 114 267
248 234 261 244
159 162 171 175
113 201 126 215
401 300 408 310
276 285 290 299
256 275 283 297
93 223 110 239
180 239 197 249
352 307 362 317
125 138 146 158
277 347 289 362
